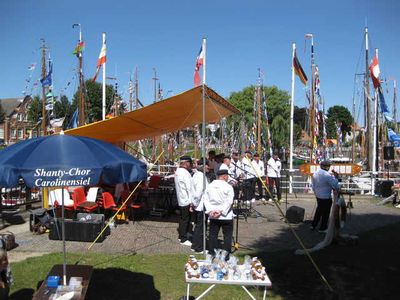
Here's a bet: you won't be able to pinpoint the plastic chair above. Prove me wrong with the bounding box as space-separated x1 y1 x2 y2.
98 192 128 223
86 187 99 202
48 188 74 208
73 187 98 213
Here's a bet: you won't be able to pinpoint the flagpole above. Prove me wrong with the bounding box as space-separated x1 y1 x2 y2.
372 48 379 189
201 37 207 258
102 32 106 120
289 43 296 194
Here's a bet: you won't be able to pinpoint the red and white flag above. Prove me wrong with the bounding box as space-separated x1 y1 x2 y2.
369 55 380 89
93 42 107 81
194 40 205 87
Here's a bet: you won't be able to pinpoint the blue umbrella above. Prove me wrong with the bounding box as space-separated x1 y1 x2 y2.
0 133 147 188
0 132 147 285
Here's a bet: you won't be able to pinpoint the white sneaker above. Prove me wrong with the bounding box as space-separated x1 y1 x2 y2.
268 198 273 202
251 198 256 203
180 240 192 246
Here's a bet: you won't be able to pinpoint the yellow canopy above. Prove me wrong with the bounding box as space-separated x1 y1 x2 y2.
65 85 240 143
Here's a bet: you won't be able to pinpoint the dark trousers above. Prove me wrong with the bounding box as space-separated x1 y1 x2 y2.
312 198 333 230
208 219 233 256
243 178 255 201
178 205 193 242
256 177 265 199
268 177 281 200
192 211 208 251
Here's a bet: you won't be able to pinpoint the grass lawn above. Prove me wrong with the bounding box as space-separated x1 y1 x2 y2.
9 220 400 299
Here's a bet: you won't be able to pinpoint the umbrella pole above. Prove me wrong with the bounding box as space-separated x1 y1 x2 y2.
62 186 67 286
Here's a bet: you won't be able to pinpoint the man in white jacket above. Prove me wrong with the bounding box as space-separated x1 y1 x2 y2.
191 159 209 253
252 153 266 200
174 156 194 246
267 153 282 201
203 169 234 258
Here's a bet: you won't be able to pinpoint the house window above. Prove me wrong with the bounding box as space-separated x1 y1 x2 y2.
11 130 16 138
32 131 37 138
17 114 23 121
18 129 24 139
0 128 4 139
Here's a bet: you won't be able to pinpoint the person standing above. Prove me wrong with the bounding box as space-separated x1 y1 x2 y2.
191 159 209 253
175 156 194 246
242 150 256 202
311 160 340 233
0 249 12 300
252 153 265 200
219 155 237 185
203 169 234 258
267 153 282 201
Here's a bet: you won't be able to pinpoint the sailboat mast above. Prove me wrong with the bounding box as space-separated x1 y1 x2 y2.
365 27 372 170
40 39 47 136
73 24 85 126
257 69 262 154
393 79 397 132
306 34 315 162
373 48 379 174
135 67 139 110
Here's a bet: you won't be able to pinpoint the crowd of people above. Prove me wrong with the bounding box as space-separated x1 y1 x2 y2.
174 150 283 256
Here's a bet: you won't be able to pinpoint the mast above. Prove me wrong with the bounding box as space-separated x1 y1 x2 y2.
365 27 372 170
256 69 262 154
129 72 133 112
152 68 158 103
73 24 85 126
40 39 47 136
134 67 139 110
306 33 315 162
102 32 106 120
289 43 296 194
373 48 379 174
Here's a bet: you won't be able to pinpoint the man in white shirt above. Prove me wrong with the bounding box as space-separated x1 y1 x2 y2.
219 155 237 185
252 153 265 200
174 155 194 246
203 169 234 258
242 150 256 202
267 153 282 201
191 159 209 253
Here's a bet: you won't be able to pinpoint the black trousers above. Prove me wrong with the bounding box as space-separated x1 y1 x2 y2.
312 198 333 230
192 211 208 251
243 178 255 201
208 218 233 256
268 177 281 200
178 205 193 242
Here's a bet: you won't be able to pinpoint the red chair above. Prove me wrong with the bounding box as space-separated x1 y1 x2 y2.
98 192 128 223
120 190 143 223
73 187 98 213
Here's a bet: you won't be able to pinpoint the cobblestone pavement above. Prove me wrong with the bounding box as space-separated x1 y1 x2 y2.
2 194 400 263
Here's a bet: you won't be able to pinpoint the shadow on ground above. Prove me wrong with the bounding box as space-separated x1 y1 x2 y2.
248 213 400 300
86 268 160 300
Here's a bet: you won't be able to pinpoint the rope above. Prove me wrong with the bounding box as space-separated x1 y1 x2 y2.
245 156 334 292
74 151 164 264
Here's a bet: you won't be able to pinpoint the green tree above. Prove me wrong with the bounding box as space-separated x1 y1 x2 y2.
326 105 353 140
27 95 42 124
72 80 122 123
270 114 289 149
53 95 73 128
228 85 291 149
0 102 5 123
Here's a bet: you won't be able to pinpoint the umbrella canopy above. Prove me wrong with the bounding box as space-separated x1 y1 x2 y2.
0 134 147 188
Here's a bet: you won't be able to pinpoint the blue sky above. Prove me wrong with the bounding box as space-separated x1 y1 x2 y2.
1 0 399 125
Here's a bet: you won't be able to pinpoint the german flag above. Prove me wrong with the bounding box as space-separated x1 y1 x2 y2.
293 50 308 85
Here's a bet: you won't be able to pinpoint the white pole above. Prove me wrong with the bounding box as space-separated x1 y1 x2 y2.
202 37 207 257
289 43 296 194
102 32 106 120
202 38 206 85
372 48 379 193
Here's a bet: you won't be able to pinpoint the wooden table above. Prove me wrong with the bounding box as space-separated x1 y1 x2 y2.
33 264 93 300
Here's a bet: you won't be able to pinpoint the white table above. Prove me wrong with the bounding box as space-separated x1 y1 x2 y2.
185 261 272 300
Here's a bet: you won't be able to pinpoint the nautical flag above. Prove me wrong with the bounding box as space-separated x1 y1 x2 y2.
93 41 106 81
72 41 85 56
194 40 205 87
28 63 36 71
67 109 78 129
40 61 52 87
314 66 320 96
369 55 380 89
293 50 308 85
378 86 390 114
